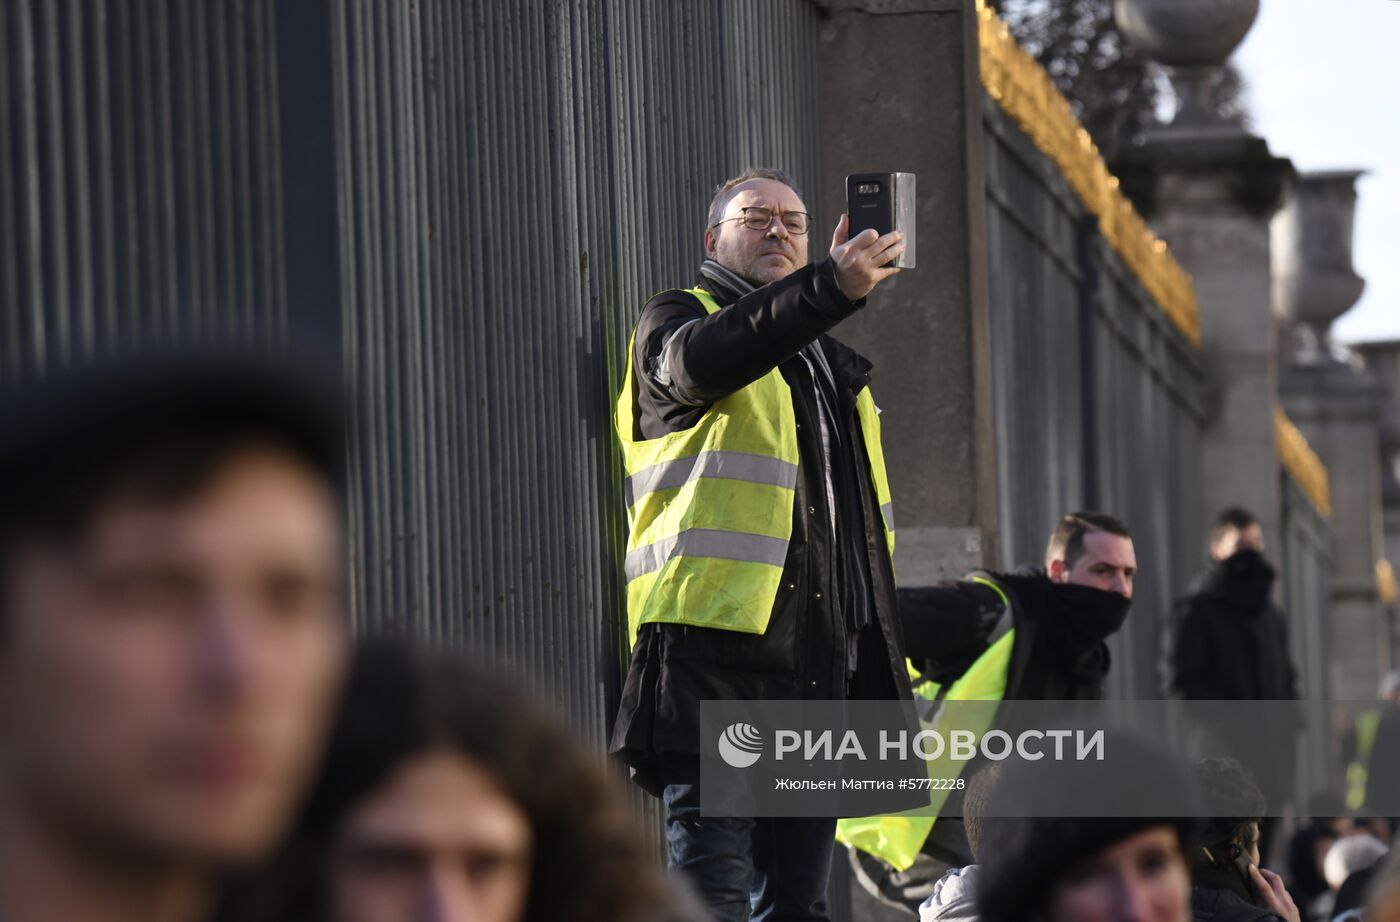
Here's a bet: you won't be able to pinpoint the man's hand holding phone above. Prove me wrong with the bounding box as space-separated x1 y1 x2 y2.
830 213 905 302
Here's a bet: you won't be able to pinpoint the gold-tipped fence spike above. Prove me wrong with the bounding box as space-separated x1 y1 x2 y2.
1274 408 1333 518
1378 560 1398 607
976 3 1200 347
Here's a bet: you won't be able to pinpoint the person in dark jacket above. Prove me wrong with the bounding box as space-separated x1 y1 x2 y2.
1287 794 1352 917
1191 758 1299 922
608 167 911 922
845 513 1137 914
1165 507 1302 860
901 512 1138 705
899 513 1136 859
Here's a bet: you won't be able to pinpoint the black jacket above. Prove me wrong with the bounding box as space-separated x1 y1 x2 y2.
1190 862 1284 922
609 259 912 795
1165 550 1301 703
897 569 1132 864
899 568 1131 702
1165 549 1301 806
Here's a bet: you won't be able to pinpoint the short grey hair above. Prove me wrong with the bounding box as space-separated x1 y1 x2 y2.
705 167 805 232
1324 835 1389 890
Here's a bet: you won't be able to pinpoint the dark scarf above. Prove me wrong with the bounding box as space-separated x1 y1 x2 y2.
1007 570 1131 689
1199 548 1276 616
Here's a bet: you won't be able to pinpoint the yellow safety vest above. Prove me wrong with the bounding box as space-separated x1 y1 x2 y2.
617 287 895 647
836 576 1015 871
1347 709 1382 810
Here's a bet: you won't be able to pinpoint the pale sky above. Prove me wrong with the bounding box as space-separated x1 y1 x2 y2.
1235 1 1400 345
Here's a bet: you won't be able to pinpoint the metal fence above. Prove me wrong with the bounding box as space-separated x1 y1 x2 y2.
1 0 289 380
1280 474 1336 798
982 99 1210 700
2 0 827 741
326 0 826 736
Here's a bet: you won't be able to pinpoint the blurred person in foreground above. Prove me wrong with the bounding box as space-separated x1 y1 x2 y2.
1320 836 1390 922
842 512 1137 904
610 166 911 920
1165 507 1302 860
917 762 1004 922
1361 850 1400 922
245 642 702 922
1289 794 1358 917
976 728 1206 922
1191 758 1299 922
0 354 350 922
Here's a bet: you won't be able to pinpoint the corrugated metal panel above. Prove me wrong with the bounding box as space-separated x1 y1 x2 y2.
328 0 827 741
1 0 289 384
1087 231 1206 700
983 96 1090 564
3 0 828 739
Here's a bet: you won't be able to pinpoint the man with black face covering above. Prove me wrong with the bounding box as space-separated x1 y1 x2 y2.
840 512 1137 905
1165 506 1302 861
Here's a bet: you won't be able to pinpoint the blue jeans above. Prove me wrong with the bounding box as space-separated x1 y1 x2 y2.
663 779 836 922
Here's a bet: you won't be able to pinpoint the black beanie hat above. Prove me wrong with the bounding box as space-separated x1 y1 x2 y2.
976 728 1203 922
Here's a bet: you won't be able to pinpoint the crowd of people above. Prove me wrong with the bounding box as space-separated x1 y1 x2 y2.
2 166 1399 922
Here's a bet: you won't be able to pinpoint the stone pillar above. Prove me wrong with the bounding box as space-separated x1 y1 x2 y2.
817 0 999 586
1115 136 1294 564
1281 364 1388 699
1276 172 1389 700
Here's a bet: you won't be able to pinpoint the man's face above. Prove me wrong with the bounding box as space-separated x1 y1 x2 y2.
1240 821 1262 867
703 178 810 287
1047 826 1192 922
0 445 348 866
328 750 533 922
1210 523 1264 562
1049 530 1138 599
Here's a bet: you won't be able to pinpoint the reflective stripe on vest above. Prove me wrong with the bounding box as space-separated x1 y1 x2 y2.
616 286 895 647
836 575 1015 872
856 386 896 557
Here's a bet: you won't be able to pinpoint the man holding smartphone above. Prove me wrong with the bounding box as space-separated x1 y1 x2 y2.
610 167 908 921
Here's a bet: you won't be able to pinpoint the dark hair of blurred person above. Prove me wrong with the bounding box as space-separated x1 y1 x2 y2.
977 728 1203 922
1287 793 1350 912
1191 758 1296 922
239 642 695 922
1209 508 1262 559
0 352 350 922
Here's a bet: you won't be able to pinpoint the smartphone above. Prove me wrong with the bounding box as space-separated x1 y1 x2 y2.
1233 851 1256 890
846 172 917 269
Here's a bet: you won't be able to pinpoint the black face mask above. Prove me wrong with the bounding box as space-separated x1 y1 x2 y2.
1040 582 1132 680
1209 548 1276 612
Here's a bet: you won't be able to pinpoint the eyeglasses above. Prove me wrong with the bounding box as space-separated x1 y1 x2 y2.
711 206 811 236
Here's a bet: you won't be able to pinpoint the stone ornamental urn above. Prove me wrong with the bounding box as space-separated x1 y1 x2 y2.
1112 0 1260 129
1272 171 1368 363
